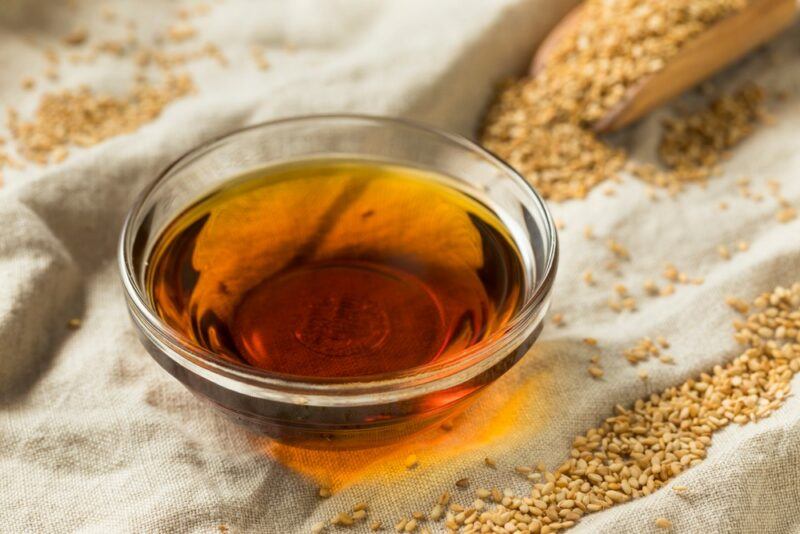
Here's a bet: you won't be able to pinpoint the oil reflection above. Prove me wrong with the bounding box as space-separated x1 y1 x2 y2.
257 350 555 490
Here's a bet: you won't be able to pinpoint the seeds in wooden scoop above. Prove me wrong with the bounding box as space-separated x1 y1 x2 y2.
481 0 762 201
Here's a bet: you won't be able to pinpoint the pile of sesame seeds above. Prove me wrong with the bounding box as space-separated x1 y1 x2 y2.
0 1 276 185
7 75 194 165
321 284 798 533
658 84 767 178
480 0 764 201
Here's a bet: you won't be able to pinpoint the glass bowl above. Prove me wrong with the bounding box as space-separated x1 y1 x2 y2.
119 114 558 449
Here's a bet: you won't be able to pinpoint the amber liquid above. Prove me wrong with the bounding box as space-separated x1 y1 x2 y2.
147 160 524 379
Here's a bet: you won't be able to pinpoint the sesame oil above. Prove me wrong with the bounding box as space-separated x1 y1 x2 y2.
146 160 525 379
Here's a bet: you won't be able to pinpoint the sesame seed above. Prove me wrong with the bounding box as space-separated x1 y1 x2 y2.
663 264 679 282
251 45 270 71
332 512 354 526
777 207 797 223
660 284 675 297
404 454 418 469
726 296 750 314
588 366 604 379
644 279 660 296
63 27 88 46
607 239 630 260
455 478 470 489
655 517 672 529
484 457 496 469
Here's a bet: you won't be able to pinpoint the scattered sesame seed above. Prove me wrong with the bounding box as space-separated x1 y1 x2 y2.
332 512 354 526
607 239 630 260
484 457 496 469
318 487 331 499
583 270 596 286
663 264 679 282
660 284 675 297
644 279 660 296
726 296 750 314
776 207 797 223
167 22 197 42
583 337 598 346
717 244 731 260
588 366 604 379
251 45 270 71
63 27 88 46
455 478 469 489
655 517 672 529
67 318 82 329
551 313 565 327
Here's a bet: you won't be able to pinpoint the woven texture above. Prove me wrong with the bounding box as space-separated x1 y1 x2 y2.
1 1 799 532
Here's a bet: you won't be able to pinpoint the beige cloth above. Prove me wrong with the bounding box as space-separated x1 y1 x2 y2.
1 1 800 532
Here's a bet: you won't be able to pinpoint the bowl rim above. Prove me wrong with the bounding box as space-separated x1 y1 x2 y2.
119 113 559 403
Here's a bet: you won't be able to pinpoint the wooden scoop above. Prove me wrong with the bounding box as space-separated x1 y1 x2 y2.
531 0 799 132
